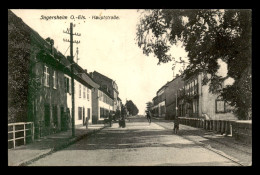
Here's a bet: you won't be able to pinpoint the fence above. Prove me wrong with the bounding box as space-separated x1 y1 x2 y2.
178 117 252 144
8 122 34 149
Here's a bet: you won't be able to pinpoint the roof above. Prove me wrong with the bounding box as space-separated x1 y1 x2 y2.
92 71 113 82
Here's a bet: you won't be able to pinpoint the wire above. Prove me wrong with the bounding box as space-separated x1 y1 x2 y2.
63 45 70 56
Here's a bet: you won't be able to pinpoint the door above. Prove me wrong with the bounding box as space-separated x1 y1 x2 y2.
60 107 65 131
83 107 85 125
44 104 50 127
88 108 91 124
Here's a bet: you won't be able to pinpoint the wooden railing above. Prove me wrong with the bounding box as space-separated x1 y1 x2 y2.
8 122 34 149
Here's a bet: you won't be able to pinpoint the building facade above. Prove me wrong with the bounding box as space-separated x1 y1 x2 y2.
90 71 121 112
92 87 114 124
151 72 237 121
8 10 100 139
164 75 184 120
177 73 237 120
157 85 167 118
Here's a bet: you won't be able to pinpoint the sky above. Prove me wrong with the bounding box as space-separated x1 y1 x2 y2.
11 9 190 114
15 10 240 116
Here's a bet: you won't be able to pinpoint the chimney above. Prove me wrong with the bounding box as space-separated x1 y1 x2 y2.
176 74 179 77
84 69 88 73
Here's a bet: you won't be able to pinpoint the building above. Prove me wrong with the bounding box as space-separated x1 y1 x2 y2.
65 65 99 126
89 71 121 112
91 86 114 124
8 10 99 138
151 71 237 121
151 96 158 117
177 72 237 120
156 84 167 118
164 74 184 120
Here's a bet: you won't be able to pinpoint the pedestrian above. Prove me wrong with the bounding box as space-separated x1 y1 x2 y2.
108 112 113 127
146 111 151 124
85 115 89 129
119 105 127 128
173 116 180 134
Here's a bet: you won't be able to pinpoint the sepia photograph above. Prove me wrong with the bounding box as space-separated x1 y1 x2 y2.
8 9 252 166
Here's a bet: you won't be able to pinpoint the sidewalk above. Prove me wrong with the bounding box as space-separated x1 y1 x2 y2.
8 124 105 166
152 117 252 166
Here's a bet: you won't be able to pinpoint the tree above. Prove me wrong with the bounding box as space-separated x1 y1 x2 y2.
136 9 251 120
146 101 153 112
125 100 139 116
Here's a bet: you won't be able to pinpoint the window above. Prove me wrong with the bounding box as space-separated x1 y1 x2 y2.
216 100 233 113
44 65 50 87
79 84 81 98
64 77 71 93
100 107 105 118
78 107 82 120
194 79 198 94
216 100 225 113
83 87 86 99
192 99 198 114
87 88 90 101
53 71 57 89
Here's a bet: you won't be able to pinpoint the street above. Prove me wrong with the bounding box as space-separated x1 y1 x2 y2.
29 116 240 166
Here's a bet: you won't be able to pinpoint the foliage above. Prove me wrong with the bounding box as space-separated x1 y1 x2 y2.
146 101 153 112
8 10 31 123
8 10 45 123
125 100 139 116
136 9 251 119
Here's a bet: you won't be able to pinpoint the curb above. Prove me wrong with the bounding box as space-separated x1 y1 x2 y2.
19 126 106 166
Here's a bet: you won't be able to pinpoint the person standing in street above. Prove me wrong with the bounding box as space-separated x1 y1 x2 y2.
119 105 127 128
146 111 151 124
85 115 90 129
108 112 113 127
173 116 180 134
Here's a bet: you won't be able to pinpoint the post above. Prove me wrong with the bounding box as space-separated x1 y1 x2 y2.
32 122 34 142
70 22 75 137
175 93 178 117
24 123 26 145
13 125 15 149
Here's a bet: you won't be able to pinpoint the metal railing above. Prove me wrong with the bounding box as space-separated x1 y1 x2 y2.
8 122 34 149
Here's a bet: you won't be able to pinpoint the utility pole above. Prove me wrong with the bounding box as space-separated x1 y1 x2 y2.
176 92 178 118
63 23 81 137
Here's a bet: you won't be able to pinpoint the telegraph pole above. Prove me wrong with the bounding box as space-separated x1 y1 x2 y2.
176 93 178 118
63 22 81 137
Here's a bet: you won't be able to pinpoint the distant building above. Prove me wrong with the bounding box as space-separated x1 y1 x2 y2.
151 72 237 120
164 74 184 120
91 86 114 124
151 96 159 117
89 71 121 112
156 84 167 118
